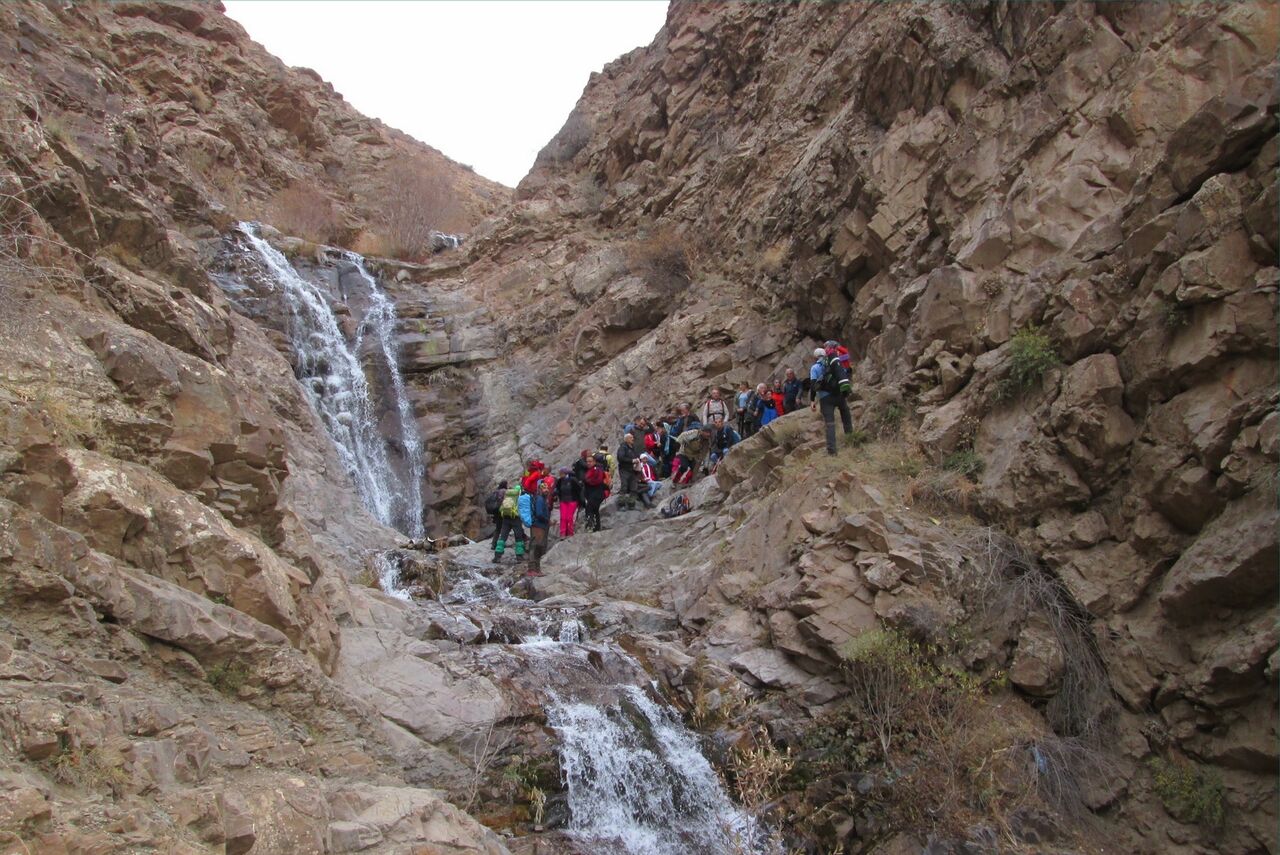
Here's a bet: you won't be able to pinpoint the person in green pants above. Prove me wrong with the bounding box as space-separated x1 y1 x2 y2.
492 483 526 562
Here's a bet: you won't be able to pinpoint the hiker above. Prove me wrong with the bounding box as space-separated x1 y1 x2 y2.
596 439 618 488
736 383 752 437
526 480 552 576
707 415 740 472
653 421 679 478
771 379 788 417
639 453 662 502
556 467 583 538
485 480 508 549
783 368 801 412
572 449 591 481
617 433 652 509
755 382 778 427
699 387 731 427
492 482 526 563
581 456 607 531
811 346 854 455
672 425 712 485
521 459 547 495
670 404 699 437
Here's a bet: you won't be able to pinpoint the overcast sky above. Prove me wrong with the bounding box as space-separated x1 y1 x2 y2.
222 1 668 187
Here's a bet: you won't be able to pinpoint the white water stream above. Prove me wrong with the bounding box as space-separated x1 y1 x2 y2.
433 556 769 855
235 224 425 537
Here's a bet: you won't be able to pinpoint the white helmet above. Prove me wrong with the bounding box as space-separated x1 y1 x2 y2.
814 347 826 357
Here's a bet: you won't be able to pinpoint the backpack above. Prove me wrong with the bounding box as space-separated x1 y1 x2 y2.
820 358 847 395
484 489 503 514
500 494 518 518
661 493 692 518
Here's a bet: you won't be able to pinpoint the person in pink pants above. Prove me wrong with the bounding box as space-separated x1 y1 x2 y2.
555 467 583 537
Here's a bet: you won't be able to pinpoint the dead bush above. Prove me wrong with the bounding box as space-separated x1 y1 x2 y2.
953 528 1115 741
376 161 466 261
905 469 977 515
626 225 691 284
266 182 343 245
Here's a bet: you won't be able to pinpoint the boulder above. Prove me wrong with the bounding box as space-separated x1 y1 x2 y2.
1009 619 1065 697
1158 498 1279 621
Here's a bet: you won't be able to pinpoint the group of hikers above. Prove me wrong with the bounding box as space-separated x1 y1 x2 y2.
485 340 856 575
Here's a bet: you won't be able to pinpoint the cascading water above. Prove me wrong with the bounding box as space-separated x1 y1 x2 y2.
548 685 768 855
345 251 425 539
234 223 424 536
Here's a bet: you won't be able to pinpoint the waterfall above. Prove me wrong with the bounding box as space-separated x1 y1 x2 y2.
548 685 768 855
235 223 423 536
346 252 426 540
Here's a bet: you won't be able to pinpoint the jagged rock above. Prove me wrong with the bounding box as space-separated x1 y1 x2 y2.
1158 498 1279 622
1009 619 1065 698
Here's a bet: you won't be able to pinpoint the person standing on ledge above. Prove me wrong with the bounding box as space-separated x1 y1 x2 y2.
811 347 853 455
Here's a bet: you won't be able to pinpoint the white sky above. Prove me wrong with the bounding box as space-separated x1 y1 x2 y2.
222 1 668 187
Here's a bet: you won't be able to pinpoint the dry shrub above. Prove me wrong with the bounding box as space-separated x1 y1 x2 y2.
626 225 691 284
730 727 795 810
953 528 1115 741
376 161 466 261
905 469 977 514
266 182 343 245
350 229 391 258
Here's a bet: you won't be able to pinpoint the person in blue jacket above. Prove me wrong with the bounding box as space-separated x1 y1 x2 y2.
525 481 552 576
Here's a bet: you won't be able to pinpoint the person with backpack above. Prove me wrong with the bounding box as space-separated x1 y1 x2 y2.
486 480 508 549
811 346 854 455
556 467 583 538
581 456 607 532
526 480 552 576
698 388 731 427
782 368 802 412
755 382 778 427
521 459 547 495
492 482 526 563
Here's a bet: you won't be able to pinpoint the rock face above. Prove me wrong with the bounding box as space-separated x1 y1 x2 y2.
0 0 1275 853
420 2 1276 852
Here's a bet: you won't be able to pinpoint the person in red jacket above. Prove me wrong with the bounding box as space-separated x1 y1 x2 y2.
521 459 546 495
771 381 787 416
581 457 607 532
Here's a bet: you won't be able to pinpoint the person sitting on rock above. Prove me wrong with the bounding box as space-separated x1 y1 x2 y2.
556 467 583 538
707 415 740 472
672 425 712 486
526 480 552 577
492 482 526 563
581 456 607 532
639 453 662 503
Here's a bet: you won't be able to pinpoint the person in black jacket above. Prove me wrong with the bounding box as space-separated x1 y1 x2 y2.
616 433 642 510
783 368 802 412
556 467 584 537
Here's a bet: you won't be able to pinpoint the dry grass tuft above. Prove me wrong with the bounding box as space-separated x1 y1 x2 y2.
266 182 344 245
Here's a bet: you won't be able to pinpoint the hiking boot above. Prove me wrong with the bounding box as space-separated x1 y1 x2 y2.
491 553 501 564
515 554 526 562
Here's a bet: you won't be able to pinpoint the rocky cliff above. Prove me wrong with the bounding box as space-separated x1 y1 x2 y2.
0 0 1275 854
425 1 1278 851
